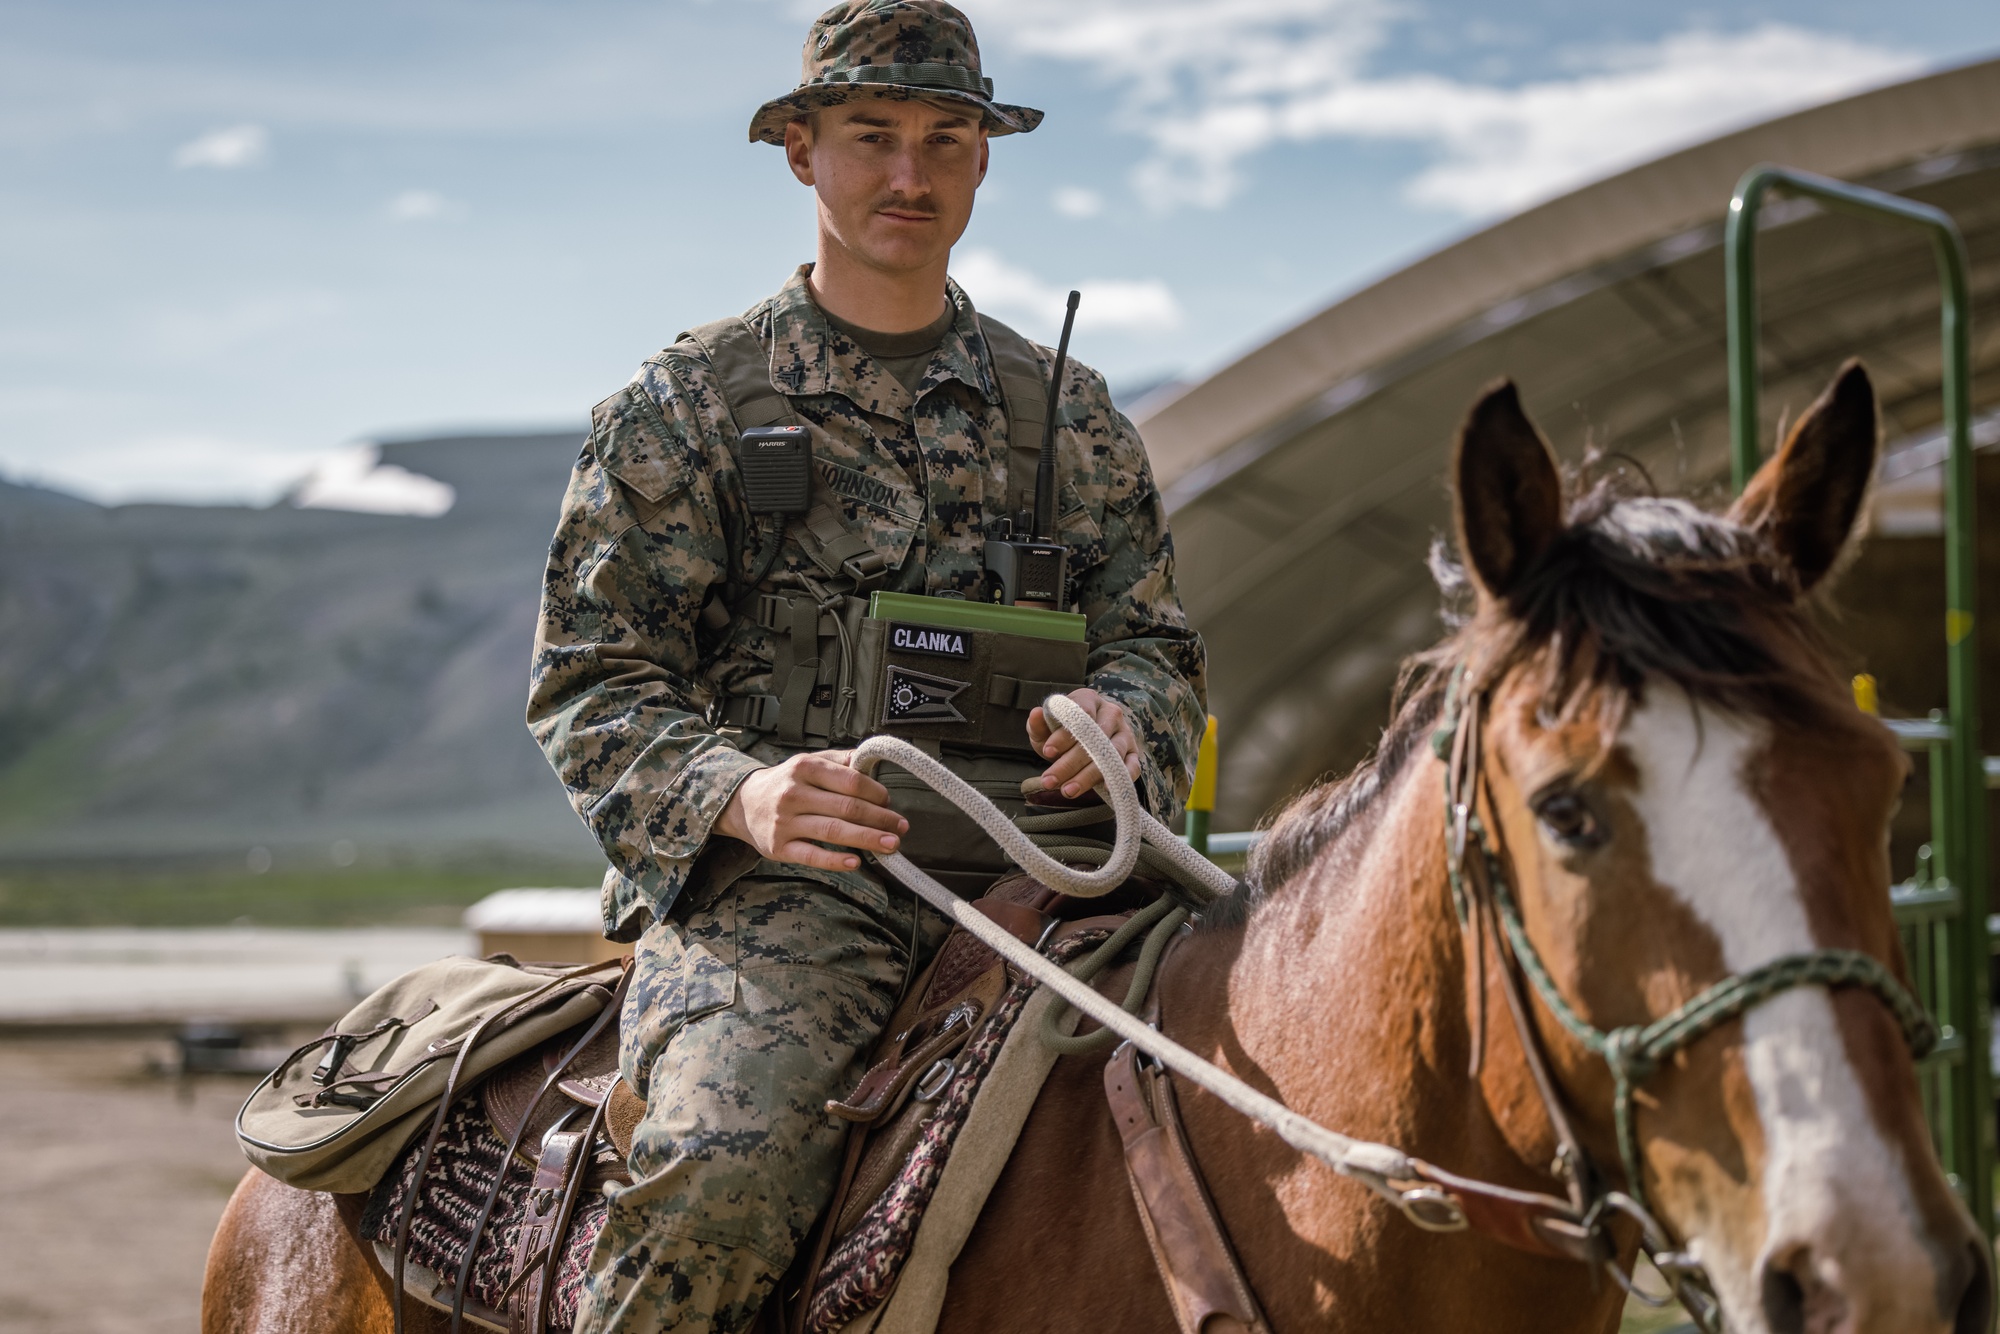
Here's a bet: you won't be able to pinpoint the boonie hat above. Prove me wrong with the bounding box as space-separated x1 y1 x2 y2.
749 0 1043 146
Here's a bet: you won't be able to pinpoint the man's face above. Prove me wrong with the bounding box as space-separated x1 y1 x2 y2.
786 97 989 279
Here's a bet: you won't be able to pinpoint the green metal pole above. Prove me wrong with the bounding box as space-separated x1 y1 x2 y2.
1725 163 1989 1231
1936 224 1989 1233
1725 170 1775 493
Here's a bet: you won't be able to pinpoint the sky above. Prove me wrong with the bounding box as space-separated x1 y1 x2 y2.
3 0 1997 508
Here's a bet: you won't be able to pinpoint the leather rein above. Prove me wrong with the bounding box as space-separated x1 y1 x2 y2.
1429 669 1938 1329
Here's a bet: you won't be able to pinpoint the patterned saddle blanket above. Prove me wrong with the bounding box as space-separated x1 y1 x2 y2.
797 874 1137 1334
358 1016 639 1333
361 874 1138 1334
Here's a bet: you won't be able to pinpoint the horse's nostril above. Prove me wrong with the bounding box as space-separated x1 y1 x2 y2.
1951 1237 1993 1334
1759 1247 1853 1334
1760 1260 1807 1334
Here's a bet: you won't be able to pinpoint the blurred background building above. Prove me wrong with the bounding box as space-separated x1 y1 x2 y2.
1145 58 2000 833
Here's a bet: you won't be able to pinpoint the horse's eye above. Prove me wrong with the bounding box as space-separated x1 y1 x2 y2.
1534 791 1604 849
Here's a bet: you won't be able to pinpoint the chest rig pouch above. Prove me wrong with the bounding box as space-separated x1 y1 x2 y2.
688 313 1090 891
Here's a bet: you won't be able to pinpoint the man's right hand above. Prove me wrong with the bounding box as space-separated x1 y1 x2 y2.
716 750 909 873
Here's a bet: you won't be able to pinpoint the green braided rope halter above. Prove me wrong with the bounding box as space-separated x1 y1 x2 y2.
1433 673 1940 1217
1482 852 1937 1212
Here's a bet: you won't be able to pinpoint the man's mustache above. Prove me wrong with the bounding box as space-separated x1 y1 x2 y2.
873 197 939 218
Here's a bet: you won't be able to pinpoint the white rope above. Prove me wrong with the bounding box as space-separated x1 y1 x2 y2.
849 695 1417 1189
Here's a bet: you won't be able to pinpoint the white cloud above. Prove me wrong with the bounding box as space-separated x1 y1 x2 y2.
1052 186 1104 218
386 188 450 221
288 444 455 516
1279 27 1924 214
983 7 1920 214
951 249 1182 338
172 122 269 169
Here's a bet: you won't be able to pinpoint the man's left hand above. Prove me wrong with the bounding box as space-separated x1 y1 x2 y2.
1026 689 1141 799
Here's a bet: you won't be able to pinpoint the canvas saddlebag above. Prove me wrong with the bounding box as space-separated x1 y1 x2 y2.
235 954 624 1195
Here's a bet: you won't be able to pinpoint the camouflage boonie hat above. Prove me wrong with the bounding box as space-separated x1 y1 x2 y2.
749 0 1043 146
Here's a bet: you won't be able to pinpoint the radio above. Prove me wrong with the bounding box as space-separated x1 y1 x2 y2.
983 289 1080 611
731 425 813 514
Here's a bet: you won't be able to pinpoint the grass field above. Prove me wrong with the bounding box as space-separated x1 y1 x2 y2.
0 855 604 928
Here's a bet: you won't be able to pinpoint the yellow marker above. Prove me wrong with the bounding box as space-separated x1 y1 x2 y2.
1186 716 1218 856
1188 715 1219 813
1852 673 1879 716
1948 609 1975 646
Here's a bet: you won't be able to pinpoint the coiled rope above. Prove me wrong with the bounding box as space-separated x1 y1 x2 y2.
848 696 1428 1207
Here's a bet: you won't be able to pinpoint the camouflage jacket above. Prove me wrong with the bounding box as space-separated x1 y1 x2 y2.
529 266 1208 936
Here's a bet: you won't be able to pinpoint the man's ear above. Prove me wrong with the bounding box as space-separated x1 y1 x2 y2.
1452 380 1564 601
1727 359 1879 593
784 117 815 186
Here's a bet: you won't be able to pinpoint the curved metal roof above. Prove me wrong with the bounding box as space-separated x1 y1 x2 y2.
1142 58 2000 829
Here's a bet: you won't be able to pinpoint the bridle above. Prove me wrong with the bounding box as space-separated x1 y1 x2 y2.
1433 668 1939 1328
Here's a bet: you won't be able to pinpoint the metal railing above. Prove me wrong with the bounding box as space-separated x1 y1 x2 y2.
1730 165 1990 1231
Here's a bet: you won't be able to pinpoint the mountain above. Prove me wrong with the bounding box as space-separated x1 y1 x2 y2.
0 432 605 867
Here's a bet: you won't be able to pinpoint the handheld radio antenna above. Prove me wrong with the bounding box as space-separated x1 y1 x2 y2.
1032 290 1081 541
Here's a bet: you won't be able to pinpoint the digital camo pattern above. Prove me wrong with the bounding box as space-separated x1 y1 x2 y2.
573 873 951 1334
529 265 1208 936
746 1 1042 146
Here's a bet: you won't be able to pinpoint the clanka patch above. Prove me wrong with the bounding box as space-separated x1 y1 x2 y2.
884 665 968 725
889 623 969 659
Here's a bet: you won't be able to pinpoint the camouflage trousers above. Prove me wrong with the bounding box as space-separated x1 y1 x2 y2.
574 866 950 1334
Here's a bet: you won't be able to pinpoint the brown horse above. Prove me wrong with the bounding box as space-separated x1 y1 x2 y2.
207 362 1991 1334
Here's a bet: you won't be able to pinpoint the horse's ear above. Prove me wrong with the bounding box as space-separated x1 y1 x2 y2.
1452 379 1564 601
1728 359 1879 593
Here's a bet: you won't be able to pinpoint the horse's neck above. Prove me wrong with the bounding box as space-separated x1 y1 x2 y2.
1228 749 1481 1170
1163 753 1613 1331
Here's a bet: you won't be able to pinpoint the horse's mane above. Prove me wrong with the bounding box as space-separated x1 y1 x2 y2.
1206 474 1849 927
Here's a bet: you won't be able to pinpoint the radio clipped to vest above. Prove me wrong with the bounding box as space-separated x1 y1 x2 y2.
730 425 813 513
982 289 1080 611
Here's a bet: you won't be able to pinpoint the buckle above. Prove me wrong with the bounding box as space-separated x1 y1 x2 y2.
914 1057 956 1102
1396 1187 1470 1233
840 552 888 587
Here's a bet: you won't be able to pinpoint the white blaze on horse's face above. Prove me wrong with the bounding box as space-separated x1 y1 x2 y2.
1619 685 1955 1334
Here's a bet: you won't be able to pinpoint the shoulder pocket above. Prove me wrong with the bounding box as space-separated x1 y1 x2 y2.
592 383 695 505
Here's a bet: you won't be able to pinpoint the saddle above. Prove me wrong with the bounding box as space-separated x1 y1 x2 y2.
784 871 1190 1334
352 983 645 1333
347 870 1253 1334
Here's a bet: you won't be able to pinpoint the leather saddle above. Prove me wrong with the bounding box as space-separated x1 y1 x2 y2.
778 869 1161 1334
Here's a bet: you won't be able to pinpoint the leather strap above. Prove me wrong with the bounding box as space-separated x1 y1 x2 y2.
507 1127 585 1332
389 961 620 1334
1106 1027 1271 1334
826 999 983 1124
450 964 633 1334
1404 1158 1606 1264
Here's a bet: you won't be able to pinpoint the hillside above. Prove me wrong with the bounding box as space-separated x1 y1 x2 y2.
0 432 603 870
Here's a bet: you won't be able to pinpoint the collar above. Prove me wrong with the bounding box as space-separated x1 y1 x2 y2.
760 264 1002 414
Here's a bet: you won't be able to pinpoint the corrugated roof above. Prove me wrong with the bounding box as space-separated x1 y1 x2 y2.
1150 59 2000 828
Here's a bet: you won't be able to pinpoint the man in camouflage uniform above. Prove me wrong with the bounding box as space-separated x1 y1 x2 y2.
527 2 1206 1328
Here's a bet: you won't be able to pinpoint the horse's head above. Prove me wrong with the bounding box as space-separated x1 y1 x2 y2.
1447 363 1991 1334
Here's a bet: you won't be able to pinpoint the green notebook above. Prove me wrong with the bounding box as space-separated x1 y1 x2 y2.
867 591 1087 643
